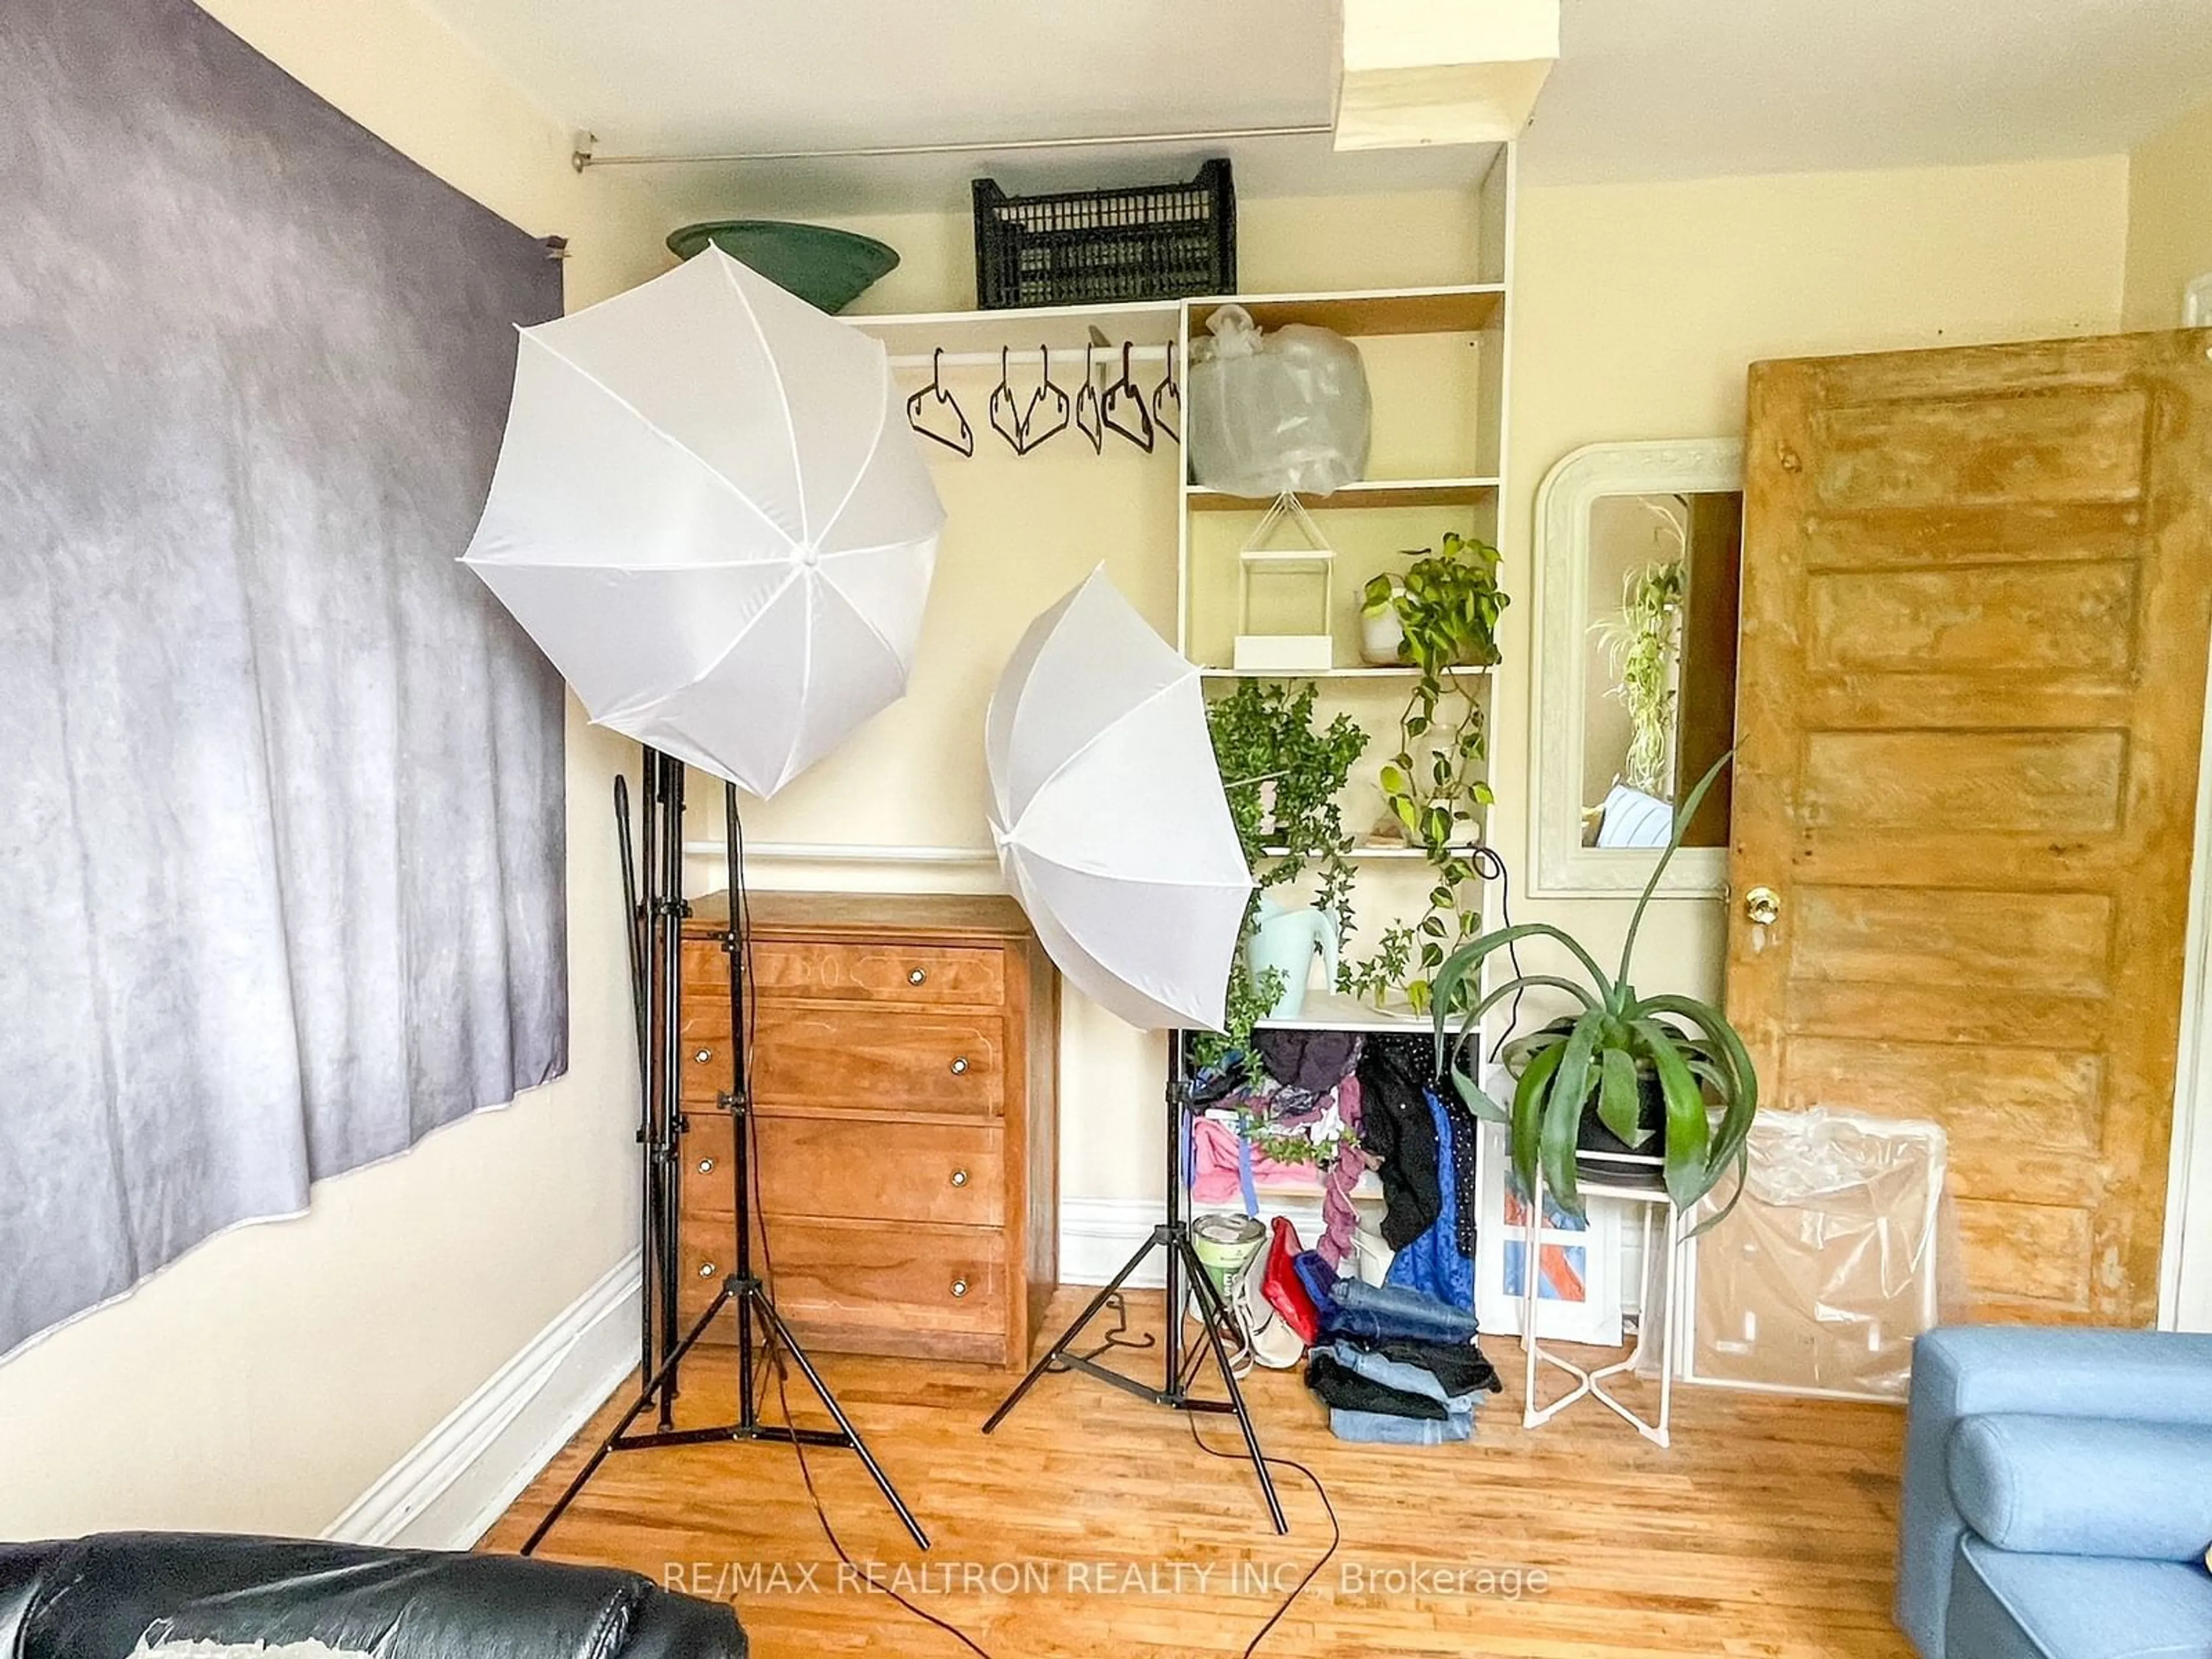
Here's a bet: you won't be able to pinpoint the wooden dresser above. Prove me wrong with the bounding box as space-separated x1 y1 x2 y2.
676 891 1057 1367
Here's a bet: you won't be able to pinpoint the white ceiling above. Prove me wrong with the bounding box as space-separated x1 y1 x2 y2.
414 0 2212 215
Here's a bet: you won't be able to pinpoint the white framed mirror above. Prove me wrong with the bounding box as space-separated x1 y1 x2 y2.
1531 439 1744 899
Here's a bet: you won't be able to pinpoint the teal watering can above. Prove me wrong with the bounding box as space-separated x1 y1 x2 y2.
1246 899 1339 1021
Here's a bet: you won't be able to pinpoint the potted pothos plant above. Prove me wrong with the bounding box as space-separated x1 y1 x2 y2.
1351 531 1508 1014
1202 679 1367 1058
1430 752 1756 1228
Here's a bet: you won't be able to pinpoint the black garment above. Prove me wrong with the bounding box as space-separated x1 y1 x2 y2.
1304 1351 1446 1421
1358 1033 1442 1249
1367 1336 1505 1397
1437 1086 1483 1260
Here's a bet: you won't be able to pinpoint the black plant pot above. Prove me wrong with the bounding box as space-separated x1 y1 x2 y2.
1512 1017 1670 1158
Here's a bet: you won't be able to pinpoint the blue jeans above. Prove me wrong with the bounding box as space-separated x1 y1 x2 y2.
1325 1340 1483 1415
1329 1275 1479 1344
1328 1407 1474 1445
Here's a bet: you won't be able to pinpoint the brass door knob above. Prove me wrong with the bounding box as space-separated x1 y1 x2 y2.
908 967 927 985
949 1168 970 1188
697 1262 716 1278
949 1055 970 1075
697 1157 715 1175
1744 885 1781 927
950 1277 969 1298
693 1048 713 1065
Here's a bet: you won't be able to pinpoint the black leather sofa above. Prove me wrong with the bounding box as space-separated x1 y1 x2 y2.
0 1533 744 1659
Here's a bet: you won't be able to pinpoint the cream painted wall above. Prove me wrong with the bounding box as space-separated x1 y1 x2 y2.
726 157 2130 1208
1497 155 2128 1007
2124 95 2212 330
0 0 671 1539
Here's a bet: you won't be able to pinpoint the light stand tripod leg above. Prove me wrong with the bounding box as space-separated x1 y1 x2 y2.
982 1225 1169 1433
523 754 932 1556
978 1033 1288 1533
520 1281 734 1555
1177 1235 1287 1533
748 1286 931 1549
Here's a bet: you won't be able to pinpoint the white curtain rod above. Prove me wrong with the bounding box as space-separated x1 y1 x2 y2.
571 123 1331 172
681 839 998 866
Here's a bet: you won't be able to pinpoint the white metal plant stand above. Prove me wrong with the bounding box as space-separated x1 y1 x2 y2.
1518 1157 1690 1448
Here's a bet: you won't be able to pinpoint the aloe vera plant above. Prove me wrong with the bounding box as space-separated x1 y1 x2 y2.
1429 752 1755 1228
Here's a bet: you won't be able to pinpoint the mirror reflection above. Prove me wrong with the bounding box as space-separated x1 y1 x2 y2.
1580 488 1740 851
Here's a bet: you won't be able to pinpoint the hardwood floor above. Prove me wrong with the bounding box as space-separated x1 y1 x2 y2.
484 1288 1913 1658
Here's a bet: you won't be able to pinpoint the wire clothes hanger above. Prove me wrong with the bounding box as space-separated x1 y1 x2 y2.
989 346 1029 455
1103 340 1156 452
905 347 973 456
1151 339 1181 444
1022 344 1070 449
1074 339 1104 454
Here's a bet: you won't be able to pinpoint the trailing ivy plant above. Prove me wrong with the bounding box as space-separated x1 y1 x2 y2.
1430 752 1756 1230
1199 680 1368 1062
1353 531 1509 1015
1593 557 1686 797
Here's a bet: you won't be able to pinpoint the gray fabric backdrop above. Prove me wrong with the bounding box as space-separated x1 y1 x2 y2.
0 0 569 1358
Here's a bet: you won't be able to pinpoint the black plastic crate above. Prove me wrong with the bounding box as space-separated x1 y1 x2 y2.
972 159 1236 309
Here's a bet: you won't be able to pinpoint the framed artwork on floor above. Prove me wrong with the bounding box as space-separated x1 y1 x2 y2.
1474 1121 1626 1344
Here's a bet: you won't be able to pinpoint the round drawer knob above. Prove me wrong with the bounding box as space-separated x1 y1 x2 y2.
950 1277 969 1299
949 1056 970 1075
908 967 927 986
697 1157 715 1175
697 1262 717 1279
949 1168 969 1188
693 1048 713 1065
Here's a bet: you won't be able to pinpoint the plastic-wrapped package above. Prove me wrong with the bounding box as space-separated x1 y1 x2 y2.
1681 1107 1958 1401
1187 304 1372 497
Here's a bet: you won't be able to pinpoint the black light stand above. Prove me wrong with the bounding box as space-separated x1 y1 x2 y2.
981 1031 1287 1533
521 746 928 1554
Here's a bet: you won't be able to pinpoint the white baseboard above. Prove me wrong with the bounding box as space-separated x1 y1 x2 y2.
1057 1194 1331 1290
324 1249 640 1551
1058 1198 1166 1288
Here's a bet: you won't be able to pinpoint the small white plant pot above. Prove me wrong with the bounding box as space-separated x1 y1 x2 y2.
1358 584 1407 666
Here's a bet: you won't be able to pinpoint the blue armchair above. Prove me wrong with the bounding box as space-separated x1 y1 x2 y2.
1898 1326 2212 1658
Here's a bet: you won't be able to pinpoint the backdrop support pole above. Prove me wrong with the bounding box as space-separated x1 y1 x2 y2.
979 1032 1287 1534
518 748 928 1555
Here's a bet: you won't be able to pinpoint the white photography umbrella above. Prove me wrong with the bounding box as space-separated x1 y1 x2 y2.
462 247 943 796
986 570 1253 1032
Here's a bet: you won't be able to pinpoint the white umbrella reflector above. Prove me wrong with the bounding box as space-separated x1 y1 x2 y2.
462 247 943 797
986 570 1253 1032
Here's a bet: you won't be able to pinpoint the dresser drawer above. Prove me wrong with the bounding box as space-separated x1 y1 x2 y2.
755 940 1007 1006
679 1113 1004 1227
758 1005 1006 1115
678 1225 1007 1349
676 1005 1005 1112
764 1116 1004 1226
678 1112 739 1217
684 937 1006 1007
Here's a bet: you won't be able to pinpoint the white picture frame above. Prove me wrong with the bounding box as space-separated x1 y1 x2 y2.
1474 1120 1624 1344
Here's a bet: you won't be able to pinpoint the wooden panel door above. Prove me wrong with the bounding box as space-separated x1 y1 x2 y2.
1730 330 2212 1324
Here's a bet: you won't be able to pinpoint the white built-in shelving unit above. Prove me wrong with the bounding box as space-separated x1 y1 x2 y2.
846 145 1517 1036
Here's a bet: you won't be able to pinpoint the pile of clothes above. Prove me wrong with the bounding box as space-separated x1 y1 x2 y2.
1285 1238 1501 1444
1214 1210 1503 1445
1191 1029 1502 1444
